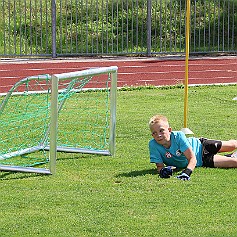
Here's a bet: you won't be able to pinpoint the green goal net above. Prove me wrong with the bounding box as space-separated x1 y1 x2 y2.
0 66 118 174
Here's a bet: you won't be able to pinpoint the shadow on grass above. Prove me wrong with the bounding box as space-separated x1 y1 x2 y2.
56 153 104 161
116 168 157 178
0 171 47 180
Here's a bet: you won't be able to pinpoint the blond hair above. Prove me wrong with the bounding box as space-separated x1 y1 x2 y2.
149 114 169 128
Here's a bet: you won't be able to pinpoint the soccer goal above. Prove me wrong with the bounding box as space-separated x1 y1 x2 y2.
0 66 118 175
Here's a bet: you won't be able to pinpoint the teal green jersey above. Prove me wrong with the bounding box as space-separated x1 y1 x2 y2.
149 131 203 168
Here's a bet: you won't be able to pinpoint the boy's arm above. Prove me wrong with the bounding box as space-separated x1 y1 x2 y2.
183 147 197 171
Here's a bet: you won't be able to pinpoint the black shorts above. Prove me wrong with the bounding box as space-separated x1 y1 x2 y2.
199 138 222 168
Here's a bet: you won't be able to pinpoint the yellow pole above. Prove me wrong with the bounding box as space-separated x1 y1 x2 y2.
182 0 193 135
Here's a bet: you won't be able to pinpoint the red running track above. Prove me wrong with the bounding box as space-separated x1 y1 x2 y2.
0 56 236 93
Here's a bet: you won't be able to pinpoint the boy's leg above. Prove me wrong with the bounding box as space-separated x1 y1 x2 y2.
214 140 237 168
214 154 237 168
200 138 237 168
218 140 237 153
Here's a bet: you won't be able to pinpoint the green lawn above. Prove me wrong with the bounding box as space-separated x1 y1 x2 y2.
0 85 237 237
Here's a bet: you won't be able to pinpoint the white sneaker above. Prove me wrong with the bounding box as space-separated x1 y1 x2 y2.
231 151 237 158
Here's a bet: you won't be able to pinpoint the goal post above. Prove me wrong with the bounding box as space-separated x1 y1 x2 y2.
0 66 118 175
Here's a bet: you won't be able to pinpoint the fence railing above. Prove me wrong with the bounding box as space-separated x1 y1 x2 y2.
0 0 236 57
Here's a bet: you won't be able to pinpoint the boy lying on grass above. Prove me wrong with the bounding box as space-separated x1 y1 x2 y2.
149 114 237 180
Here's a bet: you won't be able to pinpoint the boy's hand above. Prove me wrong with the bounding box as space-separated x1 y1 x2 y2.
177 173 190 180
176 168 192 181
159 166 173 178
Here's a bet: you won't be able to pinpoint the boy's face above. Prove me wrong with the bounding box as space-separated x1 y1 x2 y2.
150 121 172 148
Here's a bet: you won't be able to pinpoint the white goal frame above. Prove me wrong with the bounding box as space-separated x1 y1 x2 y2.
0 66 118 175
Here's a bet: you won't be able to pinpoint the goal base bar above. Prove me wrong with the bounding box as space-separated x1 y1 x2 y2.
0 145 43 160
45 146 112 156
0 165 52 174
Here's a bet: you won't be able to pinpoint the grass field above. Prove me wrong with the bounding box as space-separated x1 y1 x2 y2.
0 84 237 237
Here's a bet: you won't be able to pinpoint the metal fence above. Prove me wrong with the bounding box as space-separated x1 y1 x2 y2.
0 0 236 57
